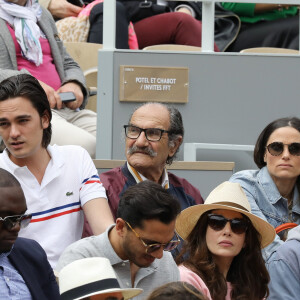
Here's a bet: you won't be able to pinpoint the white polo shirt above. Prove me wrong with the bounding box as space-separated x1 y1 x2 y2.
0 145 107 268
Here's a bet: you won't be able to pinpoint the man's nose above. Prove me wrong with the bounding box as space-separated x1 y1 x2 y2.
8 222 21 233
150 246 164 259
10 124 20 138
135 131 149 146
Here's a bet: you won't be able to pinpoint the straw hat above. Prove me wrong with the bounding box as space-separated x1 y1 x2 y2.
176 181 276 248
59 257 143 300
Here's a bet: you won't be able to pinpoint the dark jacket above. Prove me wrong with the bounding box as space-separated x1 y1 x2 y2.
8 238 60 300
100 162 203 219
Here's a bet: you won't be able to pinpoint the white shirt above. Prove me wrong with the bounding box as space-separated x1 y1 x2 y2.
0 145 107 268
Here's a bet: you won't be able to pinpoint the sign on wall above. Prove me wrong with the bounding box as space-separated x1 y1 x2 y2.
119 65 189 103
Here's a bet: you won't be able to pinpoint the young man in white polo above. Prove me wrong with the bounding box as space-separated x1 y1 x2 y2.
0 74 114 268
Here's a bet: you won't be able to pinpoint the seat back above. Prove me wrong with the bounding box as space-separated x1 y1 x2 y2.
93 160 234 199
64 42 102 112
240 47 299 54
64 42 102 70
84 67 98 112
143 44 202 52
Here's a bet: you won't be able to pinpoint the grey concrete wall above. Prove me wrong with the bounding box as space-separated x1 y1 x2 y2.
97 50 300 172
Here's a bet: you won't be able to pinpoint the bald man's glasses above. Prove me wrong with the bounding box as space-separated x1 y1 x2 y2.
0 214 32 230
124 125 170 142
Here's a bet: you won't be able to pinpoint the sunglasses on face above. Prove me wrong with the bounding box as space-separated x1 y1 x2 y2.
266 142 300 156
0 214 32 230
125 221 180 254
207 214 249 234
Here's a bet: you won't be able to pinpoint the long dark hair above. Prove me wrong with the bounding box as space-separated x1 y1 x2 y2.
176 211 270 300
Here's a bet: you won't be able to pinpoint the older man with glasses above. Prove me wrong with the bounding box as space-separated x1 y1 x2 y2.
57 180 181 300
84 102 203 238
0 168 60 299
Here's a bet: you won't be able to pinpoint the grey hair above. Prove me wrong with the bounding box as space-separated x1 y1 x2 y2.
128 102 184 165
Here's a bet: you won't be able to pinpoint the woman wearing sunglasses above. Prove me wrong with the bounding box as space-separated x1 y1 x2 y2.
229 117 300 260
176 181 275 300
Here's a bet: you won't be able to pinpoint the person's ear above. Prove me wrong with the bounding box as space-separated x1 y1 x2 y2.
115 218 126 237
168 136 183 157
41 110 50 129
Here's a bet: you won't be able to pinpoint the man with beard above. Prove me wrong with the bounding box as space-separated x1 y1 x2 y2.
57 180 181 300
85 102 203 236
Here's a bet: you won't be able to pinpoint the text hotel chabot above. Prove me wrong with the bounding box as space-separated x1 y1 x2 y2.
136 77 176 91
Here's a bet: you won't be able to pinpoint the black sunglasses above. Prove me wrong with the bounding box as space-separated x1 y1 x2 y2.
207 214 249 234
125 221 180 254
0 214 32 230
266 142 300 156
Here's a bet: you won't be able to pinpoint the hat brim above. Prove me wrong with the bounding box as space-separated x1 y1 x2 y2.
176 204 276 249
75 287 143 300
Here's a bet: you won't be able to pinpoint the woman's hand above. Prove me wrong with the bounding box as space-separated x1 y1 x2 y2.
48 0 82 19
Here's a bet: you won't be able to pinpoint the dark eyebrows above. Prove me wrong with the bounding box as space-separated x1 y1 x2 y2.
141 238 159 244
16 114 31 120
0 115 32 122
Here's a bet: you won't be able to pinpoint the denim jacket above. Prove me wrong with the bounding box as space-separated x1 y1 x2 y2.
229 166 300 260
267 226 300 299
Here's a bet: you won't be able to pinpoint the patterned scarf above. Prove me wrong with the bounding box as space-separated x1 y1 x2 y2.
0 0 43 66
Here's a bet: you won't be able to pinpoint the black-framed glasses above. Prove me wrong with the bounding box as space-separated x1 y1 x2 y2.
0 214 32 230
125 221 180 253
207 214 249 234
124 125 170 142
266 142 300 156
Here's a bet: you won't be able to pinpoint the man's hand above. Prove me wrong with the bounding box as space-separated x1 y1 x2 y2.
48 0 82 19
38 80 63 109
57 82 84 110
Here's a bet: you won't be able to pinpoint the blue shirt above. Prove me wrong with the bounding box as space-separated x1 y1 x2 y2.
229 166 300 260
266 226 300 300
0 248 32 300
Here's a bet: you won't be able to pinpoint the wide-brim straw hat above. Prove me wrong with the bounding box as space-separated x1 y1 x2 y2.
176 181 276 249
59 257 143 300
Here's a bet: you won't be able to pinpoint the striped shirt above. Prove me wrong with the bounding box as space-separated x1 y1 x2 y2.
0 145 107 269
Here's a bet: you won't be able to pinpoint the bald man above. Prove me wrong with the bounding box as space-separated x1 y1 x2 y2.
0 168 60 299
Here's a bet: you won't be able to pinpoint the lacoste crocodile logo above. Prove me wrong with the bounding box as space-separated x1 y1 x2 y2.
66 192 73 196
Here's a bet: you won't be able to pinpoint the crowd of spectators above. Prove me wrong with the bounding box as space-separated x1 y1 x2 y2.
0 0 299 299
